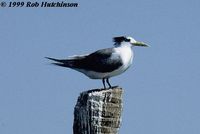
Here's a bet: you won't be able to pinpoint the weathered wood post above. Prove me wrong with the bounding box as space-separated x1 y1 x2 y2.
73 86 123 134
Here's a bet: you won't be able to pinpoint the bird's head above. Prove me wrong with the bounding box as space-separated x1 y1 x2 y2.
113 36 148 47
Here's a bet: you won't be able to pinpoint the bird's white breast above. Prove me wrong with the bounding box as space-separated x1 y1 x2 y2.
114 45 133 71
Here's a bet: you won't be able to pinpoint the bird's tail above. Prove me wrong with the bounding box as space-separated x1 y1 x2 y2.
45 57 73 68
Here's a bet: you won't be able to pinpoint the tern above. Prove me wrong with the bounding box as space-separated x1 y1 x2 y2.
46 36 148 89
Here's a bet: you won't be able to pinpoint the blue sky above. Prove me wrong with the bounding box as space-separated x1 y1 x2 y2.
0 0 200 133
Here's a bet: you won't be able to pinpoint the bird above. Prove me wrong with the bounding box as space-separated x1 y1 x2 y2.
46 36 148 89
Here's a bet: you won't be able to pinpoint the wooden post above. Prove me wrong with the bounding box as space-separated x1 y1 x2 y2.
73 86 123 134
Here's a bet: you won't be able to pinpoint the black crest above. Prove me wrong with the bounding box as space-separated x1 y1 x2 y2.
113 36 130 43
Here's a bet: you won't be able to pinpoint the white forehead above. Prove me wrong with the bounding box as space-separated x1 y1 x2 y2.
126 36 136 43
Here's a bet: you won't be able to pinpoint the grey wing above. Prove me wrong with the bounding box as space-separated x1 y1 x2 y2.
46 48 123 72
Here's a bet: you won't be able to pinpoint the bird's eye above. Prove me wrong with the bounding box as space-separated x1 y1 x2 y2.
125 38 131 42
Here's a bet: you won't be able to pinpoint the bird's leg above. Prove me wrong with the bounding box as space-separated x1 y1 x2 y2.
102 78 106 89
106 78 112 88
